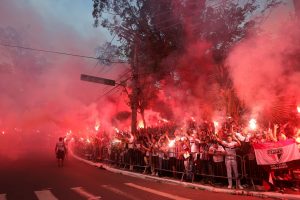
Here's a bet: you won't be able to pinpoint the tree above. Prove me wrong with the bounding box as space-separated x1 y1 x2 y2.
174 0 282 119
92 0 283 126
93 0 184 130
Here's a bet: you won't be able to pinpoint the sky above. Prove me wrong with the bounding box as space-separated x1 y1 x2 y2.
27 0 106 40
0 0 124 76
0 0 129 159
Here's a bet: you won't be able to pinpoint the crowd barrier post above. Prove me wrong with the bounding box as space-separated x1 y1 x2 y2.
242 154 267 190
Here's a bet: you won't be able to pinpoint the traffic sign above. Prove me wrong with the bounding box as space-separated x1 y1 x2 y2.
80 74 116 86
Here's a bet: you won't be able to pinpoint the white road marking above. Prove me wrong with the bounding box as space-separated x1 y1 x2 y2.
124 183 191 200
101 185 141 200
34 190 58 200
0 194 7 200
71 187 101 200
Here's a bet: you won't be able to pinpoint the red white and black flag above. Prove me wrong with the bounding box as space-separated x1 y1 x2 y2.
253 139 300 170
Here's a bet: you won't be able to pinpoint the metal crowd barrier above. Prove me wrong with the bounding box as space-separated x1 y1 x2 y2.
102 148 186 177
191 154 243 187
73 143 299 191
242 154 267 190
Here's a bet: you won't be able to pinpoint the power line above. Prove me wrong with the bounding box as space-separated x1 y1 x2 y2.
95 75 131 101
109 86 123 97
97 33 118 74
98 86 120 100
0 43 99 60
98 68 132 94
0 43 127 63
98 69 132 99
87 34 117 75
92 0 236 98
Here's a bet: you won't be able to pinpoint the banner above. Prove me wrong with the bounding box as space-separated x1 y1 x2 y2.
253 139 300 169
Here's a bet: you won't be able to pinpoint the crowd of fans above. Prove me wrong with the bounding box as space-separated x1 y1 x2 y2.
73 118 300 192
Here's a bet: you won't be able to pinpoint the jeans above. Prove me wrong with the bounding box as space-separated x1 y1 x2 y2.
225 159 241 187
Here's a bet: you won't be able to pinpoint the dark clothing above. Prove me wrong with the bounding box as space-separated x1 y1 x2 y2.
56 150 65 159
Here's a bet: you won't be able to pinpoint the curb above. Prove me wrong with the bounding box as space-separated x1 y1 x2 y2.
71 152 300 200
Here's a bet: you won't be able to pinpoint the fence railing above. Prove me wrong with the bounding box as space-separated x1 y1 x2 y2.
73 144 300 191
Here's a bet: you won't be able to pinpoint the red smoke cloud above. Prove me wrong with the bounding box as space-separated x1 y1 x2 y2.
0 1 128 159
142 40 218 126
227 14 300 123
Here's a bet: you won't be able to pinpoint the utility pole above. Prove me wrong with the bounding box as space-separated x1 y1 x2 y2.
131 39 139 136
80 36 140 136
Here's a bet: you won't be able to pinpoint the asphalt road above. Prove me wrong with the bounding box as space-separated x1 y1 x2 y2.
0 149 271 200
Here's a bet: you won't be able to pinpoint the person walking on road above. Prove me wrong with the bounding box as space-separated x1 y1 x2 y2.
55 137 66 167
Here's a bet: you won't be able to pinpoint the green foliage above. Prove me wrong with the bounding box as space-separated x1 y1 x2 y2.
92 0 282 73
92 0 283 119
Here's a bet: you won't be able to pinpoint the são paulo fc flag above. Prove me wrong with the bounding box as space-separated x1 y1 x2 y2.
253 139 300 167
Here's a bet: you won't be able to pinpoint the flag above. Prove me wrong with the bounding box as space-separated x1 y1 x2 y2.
253 139 300 167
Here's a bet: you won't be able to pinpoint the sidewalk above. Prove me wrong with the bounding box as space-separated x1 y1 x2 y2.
71 152 300 200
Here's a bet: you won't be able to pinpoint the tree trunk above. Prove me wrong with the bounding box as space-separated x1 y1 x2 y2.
131 40 139 136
